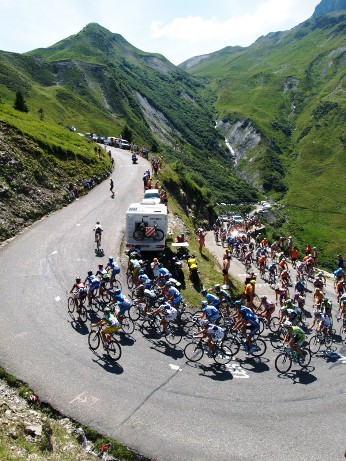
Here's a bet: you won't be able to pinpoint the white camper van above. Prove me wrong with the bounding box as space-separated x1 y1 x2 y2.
125 202 168 252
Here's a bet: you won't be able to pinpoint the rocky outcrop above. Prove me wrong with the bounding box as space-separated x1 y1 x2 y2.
216 119 261 164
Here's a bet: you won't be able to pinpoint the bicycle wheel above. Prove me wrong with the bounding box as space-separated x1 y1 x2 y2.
309 335 321 355
324 335 333 349
141 317 160 337
213 345 233 365
100 290 112 303
269 316 280 333
258 317 265 335
133 230 144 241
250 338 267 357
88 330 100 350
128 302 143 322
184 341 204 362
298 348 311 368
252 295 261 309
165 324 183 345
153 229 164 241
121 316 135 335
113 279 122 291
68 297 75 315
79 305 88 323
127 272 134 290
224 336 241 358
106 339 122 361
275 353 292 373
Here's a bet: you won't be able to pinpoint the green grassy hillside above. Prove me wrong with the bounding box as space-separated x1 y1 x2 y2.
182 12 346 269
0 23 257 218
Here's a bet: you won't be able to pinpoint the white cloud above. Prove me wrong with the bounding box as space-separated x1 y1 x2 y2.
150 0 318 47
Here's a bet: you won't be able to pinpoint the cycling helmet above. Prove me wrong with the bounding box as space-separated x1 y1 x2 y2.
200 319 209 326
87 270 93 276
98 264 103 268
260 296 267 300
114 289 121 296
165 281 172 286
286 299 293 305
76 277 81 282
318 271 323 276
234 300 242 307
342 298 346 304
284 320 292 328
138 269 144 275
214 284 221 290
104 307 111 313
201 289 207 295
201 300 208 307
108 256 114 262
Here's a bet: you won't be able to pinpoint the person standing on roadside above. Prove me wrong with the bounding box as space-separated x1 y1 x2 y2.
312 246 318 268
110 178 115 198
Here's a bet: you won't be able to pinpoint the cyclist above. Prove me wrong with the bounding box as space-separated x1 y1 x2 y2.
69 277 87 314
84 270 101 305
315 311 331 339
105 257 121 287
337 298 346 321
268 262 277 279
313 273 324 290
200 289 221 309
278 257 288 273
193 323 225 353
137 269 152 289
149 301 178 335
294 278 306 296
94 221 103 245
291 246 299 267
258 254 267 273
275 285 288 306
111 289 132 322
279 299 301 325
195 300 220 324
256 295 275 322
233 301 260 352
213 284 232 315
165 281 183 308
282 321 306 360
96 264 109 297
313 287 324 307
280 268 291 287
91 307 121 344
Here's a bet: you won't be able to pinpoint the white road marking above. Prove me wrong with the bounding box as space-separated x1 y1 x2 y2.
52 250 58 255
169 364 182 371
55 296 61 302
226 363 250 378
76 223 81 226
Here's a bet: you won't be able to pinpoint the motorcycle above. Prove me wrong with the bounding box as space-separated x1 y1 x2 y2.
132 154 138 164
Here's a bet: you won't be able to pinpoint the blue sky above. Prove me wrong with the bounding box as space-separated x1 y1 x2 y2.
0 0 321 64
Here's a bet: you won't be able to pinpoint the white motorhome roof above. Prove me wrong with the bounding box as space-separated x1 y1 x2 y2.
126 202 167 214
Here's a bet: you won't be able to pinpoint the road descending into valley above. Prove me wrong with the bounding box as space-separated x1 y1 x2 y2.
0 147 345 461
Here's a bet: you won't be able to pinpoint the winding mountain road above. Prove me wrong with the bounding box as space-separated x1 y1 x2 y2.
0 148 345 461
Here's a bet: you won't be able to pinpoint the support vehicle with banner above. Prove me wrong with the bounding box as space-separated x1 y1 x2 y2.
125 202 168 252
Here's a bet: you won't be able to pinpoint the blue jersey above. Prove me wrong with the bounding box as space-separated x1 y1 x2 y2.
240 307 258 322
205 293 220 308
202 306 219 322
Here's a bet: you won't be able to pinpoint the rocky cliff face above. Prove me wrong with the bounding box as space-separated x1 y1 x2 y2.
312 0 346 17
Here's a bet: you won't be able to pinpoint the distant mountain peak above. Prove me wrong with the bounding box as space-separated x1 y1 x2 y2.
312 0 346 18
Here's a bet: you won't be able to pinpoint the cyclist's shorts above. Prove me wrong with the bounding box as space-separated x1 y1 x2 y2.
210 331 224 341
133 266 140 277
208 315 220 323
90 284 100 292
111 266 121 276
103 325 120 334
165 311 178 321
293 334 305 346
119 303 131 315
247 320 260 335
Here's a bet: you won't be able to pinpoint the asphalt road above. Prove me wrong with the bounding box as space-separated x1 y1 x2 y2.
0 148 345 461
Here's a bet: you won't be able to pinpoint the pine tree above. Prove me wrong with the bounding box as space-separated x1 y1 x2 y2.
122 125 132 142
14 91 29 112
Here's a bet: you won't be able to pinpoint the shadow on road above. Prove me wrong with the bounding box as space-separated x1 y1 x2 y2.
91 352 124 375
118 332 136 347
238 357 270 373
198 363 234 381
149 341 184 359
276 367 317 385
69 319 89 336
